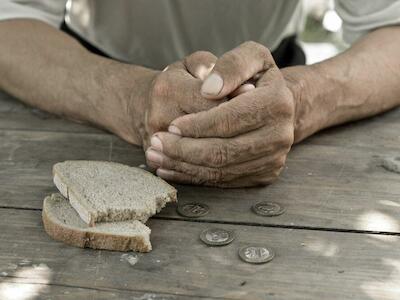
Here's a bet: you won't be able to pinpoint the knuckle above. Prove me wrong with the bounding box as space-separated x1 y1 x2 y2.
221 51 243 75
146 115 161 133
210 143 230 167
280 126 294 149
151 74 170 98
218 46 243 70
174 138 187 159
242 40 261 49
161 156 180 172
217 107 240 137
190 175 206 186
278 90 296 117
274 155 287 169
205 168 223 183
179 115 202 138
243 41 273 64
189 50 215 61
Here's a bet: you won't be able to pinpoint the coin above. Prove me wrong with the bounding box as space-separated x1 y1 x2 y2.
238 245 275 264
200 228 235 246
252 201 285 217
177 202 210 218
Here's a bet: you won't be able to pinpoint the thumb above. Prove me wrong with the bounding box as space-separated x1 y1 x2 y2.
200 41 276 100
184 51 217 80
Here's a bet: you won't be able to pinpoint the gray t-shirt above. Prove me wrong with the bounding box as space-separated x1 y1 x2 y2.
1 0 399 69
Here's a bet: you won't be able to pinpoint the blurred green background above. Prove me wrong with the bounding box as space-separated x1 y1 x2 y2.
300 0 348 64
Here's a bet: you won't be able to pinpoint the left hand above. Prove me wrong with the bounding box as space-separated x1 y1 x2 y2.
145 41 296 187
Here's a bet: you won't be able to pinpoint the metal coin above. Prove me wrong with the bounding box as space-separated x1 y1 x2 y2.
238 245 275 264
200 228 235 246
177 202 210 218
252 201 285 217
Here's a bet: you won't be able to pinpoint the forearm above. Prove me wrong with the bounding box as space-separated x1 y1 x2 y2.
283 26 400 143
0 19 155 144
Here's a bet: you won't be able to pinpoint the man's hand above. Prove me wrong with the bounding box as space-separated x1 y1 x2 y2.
119 50 256 149
0 20 231 150
145 42 296 187
123 51 223 149
146 26 400 188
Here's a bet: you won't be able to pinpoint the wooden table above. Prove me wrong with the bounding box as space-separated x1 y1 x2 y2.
0 90 399 300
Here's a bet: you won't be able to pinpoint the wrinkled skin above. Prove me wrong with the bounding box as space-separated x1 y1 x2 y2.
133 51 254 150
3 20 399 188
133 51 219 150
145 42 296 187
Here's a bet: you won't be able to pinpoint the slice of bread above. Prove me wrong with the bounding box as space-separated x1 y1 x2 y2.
42 193 152 252
53 161 177 226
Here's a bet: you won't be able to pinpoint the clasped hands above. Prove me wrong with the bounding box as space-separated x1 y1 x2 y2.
143 41 296 187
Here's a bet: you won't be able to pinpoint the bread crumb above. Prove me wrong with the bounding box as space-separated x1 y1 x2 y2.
121 253 139 266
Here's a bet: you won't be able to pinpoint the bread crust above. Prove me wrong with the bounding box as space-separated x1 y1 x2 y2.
53 161 177 226
42 197 152 252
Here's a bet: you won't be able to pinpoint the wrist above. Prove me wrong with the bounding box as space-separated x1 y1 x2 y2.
281 65 335 143
90 58 158 145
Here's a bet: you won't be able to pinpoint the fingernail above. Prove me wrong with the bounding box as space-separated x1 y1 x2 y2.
150 136 163 152
168 125 181 136
201 73 223 96
157 168 174 179
145 149 163 165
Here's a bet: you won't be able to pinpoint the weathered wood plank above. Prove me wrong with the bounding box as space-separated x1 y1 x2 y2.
0 129 399 233
1 91 400 149
1 208 399 300
0 281 205 300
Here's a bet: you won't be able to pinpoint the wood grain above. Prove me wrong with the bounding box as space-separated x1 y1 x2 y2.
0 129 399 233
2 91 400 148
0 281 205 300
2 89 400 299
1 208 399 300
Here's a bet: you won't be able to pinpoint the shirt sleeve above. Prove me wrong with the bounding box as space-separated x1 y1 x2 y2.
0 0 67 28
335 0 400 44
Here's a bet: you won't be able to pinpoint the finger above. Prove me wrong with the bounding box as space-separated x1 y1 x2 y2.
184 51 217 80
152 127 292 168
229 83 255 98
164 52 217 79
154 165 282 188
216 173 280 188
169 86 293 138
162 60 186 72
200 41 277 99
176 72 226 113
145 69 226 143
146 146 286 182
151 68 224 116
157 169 277 187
